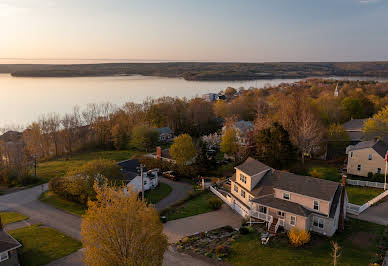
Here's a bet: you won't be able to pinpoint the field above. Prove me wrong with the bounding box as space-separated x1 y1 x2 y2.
144 183 173 204
9 224 82 266
39 191 87 216
0 211 28 225
36 149 141 182
226 219 385 266
346 186 383 205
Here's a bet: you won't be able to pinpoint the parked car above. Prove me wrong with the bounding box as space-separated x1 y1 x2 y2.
163 170 177 181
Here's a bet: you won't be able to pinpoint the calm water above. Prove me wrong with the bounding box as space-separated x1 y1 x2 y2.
0 74 387 127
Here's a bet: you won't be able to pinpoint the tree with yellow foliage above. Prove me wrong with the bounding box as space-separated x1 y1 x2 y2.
81 183 167 266
287 228 311 247
363 105 388 141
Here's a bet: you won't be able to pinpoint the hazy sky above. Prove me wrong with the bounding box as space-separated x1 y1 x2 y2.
1 0 387 62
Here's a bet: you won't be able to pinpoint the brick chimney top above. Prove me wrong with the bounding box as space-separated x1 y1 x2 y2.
342 174 347 187
156 146 162 158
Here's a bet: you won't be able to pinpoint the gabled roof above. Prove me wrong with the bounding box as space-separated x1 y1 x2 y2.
117 159 141 180
253 195 311 217
0 230 21 253
235 120 253 132
235 157 271 176
347 140 388 158
342 119 367 131
348 131 364 142
157 127 173 134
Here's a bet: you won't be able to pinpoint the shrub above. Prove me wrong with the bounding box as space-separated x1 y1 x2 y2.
239 226 249 235
214 245 231 256
368 172 374 179
287 228 311 247
223 225 234 233
208 197 222 210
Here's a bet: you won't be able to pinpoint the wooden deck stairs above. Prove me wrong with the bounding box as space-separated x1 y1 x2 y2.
268 217 278 235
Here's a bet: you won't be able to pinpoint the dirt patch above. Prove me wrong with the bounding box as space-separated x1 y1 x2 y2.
349 231 376 248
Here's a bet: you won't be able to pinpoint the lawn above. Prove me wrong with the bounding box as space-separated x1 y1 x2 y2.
36 149 141 182
9 224 82 266
163 191 219 221
39 191 86 216
225 219 385 266
0 212 28 225
144 183 172 204
346 186 383 205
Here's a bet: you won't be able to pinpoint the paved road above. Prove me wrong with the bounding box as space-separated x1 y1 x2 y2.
155 177 192 210
353 199 388 226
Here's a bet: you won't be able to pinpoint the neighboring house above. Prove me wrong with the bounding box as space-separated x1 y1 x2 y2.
117 159 159 193
157 127 174 143
342 119 368 144
213 157 347 237
222 120 254 146
202 93 219 102
346 139 388 177
0 217 21 266
151 146 176 164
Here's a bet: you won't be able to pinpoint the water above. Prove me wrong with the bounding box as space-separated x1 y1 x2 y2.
0 74 387 127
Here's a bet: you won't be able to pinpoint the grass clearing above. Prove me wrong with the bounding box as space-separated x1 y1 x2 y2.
163 191 219 221
39 191 86 216
0 212 28 225
226 219 384 266
9 224 82 266
346 186 383 205
36 149 141 182
144 183 172 204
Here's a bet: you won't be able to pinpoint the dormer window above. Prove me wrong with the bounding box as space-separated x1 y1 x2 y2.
368 154 372 160
283 192 290 200
241 190 246 198
240 174 247 184
350 152 353 158
313 200 319 211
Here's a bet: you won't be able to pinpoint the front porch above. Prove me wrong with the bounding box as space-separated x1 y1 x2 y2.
250 207 286 234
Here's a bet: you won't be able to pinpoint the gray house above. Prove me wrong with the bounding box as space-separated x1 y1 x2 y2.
157 127 174 143
0 218 21 266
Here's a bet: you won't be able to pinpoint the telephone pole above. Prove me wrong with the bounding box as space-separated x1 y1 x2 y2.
137 164 146 202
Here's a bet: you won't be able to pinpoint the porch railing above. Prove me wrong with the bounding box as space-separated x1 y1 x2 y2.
250 210 273 228
275 218 285 233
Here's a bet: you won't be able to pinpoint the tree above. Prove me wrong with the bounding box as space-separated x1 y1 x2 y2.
363 105 388 141
255 122 295 168
130 125 159 152
61 107 81 157
341 97 364 119
220 128 239 160
331 241 341 266
67 159 121 181
225 87 237 97
45 113 62 158
170 134 197 166
328 123 350 148
81 183 167 266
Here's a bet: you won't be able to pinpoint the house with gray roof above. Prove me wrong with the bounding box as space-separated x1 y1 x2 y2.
342 118 368 144
346 139 388 177
0 217 21 266
222 120 254 146
212 157 348 237
156 127 174 143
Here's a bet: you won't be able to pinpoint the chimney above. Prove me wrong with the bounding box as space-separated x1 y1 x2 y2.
338 174 347 231
156 146 162 159
342 174 347 187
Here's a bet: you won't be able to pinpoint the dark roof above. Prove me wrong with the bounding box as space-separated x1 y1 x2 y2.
117 159 141 180
0 230 21 253
342 119 367 131
235 157 271 176
329 186 343 218
347 140 388 158
253 195 311 217
348 131 364 142
157 127 173 134
235 120 253 132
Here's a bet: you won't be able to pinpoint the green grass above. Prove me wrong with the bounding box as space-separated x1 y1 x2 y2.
309 166 340 182
0 212 28 225
36 149 141 182
9 224 82 266
226 219 384 266
346 186 383 205
144 183 172 204
164 192 219 221
39 191 86 216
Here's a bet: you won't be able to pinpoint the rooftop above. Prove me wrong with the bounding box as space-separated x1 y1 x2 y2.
342 119 367 131
235 157 271 176
0 230 21 253
347 139 387 158
157 127 173 134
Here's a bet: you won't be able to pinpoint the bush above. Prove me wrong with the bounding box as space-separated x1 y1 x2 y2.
215 245 231 256
208 197 222 210
287 228 311 247
239 226 249 235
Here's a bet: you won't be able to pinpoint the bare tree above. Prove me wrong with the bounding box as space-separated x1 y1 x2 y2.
45 113 61 158
331 241 341 266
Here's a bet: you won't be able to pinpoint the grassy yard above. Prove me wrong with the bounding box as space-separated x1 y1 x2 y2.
144 183 172 204
0 212 28 225
36 149 141 182
39 191 86 216
163 191 219 221
9 224 82 266
226 219 385 266
346 186 383 205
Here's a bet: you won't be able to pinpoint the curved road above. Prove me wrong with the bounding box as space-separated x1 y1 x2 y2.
0 181 212 266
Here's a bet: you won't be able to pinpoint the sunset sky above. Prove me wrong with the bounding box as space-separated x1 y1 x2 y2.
1 0 388 62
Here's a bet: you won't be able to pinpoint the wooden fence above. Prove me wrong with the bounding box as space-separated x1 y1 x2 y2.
347 189 388 215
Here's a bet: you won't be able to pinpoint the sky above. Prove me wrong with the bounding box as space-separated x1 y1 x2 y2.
0 0 388 63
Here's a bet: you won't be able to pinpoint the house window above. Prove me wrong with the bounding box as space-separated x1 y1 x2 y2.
368 154 372 160
259 206 267 213
144 181 147 185
350 152 353 158
0 252 8 262
313 217 324 229
234 185 238 193
283 193 290 200
248 195 253 201
313 200 319 211
241 190 246 198
319 219 324 228
357 164 361 171
240 174 247 184
378 168 382 174
278 211 285 217
290 216 296 226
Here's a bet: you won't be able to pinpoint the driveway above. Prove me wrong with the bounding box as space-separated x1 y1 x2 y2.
163 204 242 243
155 177 192 210
353 199 388 226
